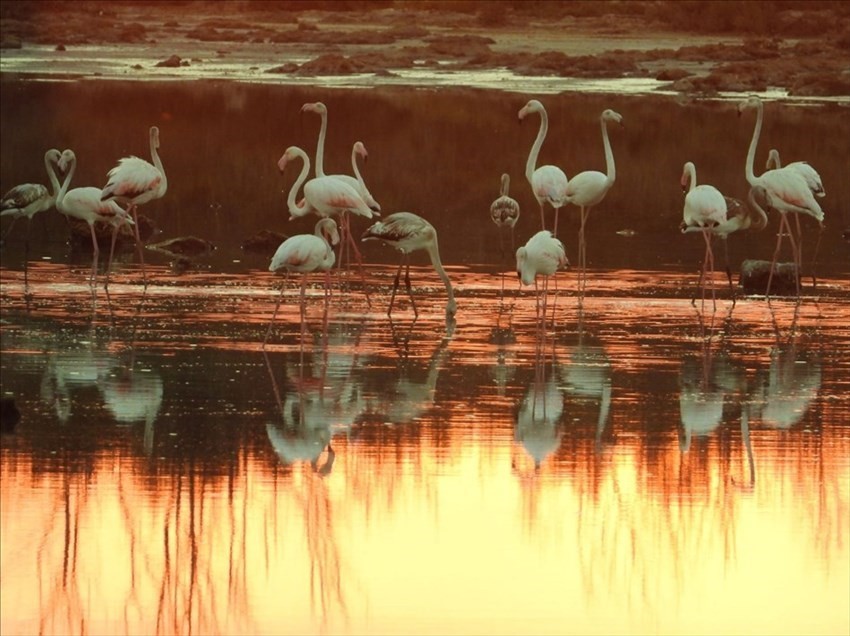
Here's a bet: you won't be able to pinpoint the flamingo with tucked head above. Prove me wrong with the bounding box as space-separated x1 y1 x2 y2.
516 229 568 330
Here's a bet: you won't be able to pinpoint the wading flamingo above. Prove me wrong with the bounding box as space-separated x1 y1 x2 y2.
100 125 167 286
679 161 728 311
490 172 521 299
564 109 623 296
765 147 826 289
2 148 63 294
361 212 457 319
56 149 134 288
516 229 568 330
265 217 340 346
737 96 824 299
518 99 568 234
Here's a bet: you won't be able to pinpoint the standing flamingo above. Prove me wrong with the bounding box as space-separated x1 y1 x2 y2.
518 99 568 234
100 125 167 286
765 147 826 289
265 217 340 346
490 172 521 300
737 96 824 299
361 212 457 319
2 148 63 294
679 161 729 311
564 109 623 296
515 229 569 330
55 149 134 288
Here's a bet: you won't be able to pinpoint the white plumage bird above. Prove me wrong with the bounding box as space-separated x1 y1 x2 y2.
100 125 167 285
518 99 569 234
265 217 340 345
515 229 568 327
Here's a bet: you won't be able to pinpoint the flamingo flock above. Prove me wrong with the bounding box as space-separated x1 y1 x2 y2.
0 95 830 337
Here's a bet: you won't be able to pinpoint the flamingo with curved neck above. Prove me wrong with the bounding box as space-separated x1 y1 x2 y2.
518 99 568 233
564 108 623 296
738 96 824 298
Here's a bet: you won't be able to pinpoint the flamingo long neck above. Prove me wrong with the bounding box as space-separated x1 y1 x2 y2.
286 150 311 217
744 101 763 187
44 151 61 199
686 163 697 193
150 133 167 196
314 110 328 178
351 146 365 188
526 108 548 185
601 116 616 186
425 237 456 313
55 156 76 208
500 173 510 197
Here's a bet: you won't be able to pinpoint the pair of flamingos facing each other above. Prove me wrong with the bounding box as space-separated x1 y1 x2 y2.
1 125 167 292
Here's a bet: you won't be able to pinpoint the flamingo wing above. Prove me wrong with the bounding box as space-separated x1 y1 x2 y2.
532 166 568 205
760 169 823 221
1 183 49 214
785 161 825 198
490 195 520 227
565 170 608 207
270 235 327 272
101 156 162 201
305 177 373 219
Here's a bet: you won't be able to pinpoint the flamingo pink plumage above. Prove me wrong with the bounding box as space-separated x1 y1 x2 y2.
518 99 568 234
265 217 340 345
515 229 568 329
563 109 623 297
101 125 167 286
56 149 134 288
738 96 824 299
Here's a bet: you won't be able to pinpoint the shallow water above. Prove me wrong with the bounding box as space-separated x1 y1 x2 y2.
1 81 849 636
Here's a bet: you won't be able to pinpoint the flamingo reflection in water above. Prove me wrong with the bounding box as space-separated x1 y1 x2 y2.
514 332 563 473
99 362 164 456
749 343 821 431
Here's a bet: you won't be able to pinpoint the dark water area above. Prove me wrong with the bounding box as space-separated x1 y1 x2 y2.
1 79 849 636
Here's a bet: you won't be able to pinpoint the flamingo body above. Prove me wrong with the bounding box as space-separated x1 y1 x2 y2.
766 149 824 198
100 126 167 207
269 224 338 275
515 230 568 286
362 212 457 317
490 173 520 229
518 99 568 232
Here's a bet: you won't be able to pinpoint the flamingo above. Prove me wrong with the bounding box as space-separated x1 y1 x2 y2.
765 147 826 289
515 229 569 329
564 109 623 296
55 149 134 288
679 161 728 310
100 125 167 286
265 217 340 346
681 186 769 303
517 99 568 234
737 96 824 299
2 148 63 294
361 212 457 319
490 172 521 299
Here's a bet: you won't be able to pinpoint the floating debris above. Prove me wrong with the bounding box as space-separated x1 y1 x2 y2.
616 228 636 237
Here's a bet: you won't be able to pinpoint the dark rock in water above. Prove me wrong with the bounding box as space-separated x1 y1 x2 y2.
155 54 183 67
148 236 216 257
740 259 799 295
68 213 157 249
242 229 287 256
1 397 20 433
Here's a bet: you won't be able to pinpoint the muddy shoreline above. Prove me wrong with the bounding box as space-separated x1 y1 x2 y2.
2 1 849 97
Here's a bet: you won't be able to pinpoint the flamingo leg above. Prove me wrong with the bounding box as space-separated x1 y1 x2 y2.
722 236 736 307
130 205 148 288
538 201 545 231
553 205 560 236
388 257 405 317
577 206 589 297
1 216 19 244
263 283 287 346
810 221 824 290
299 273 308 344
765 213 790 300
403 259 418 318
23 217 31 299
705 229 716 312
105 223 120 290
344 215 371 306
88 222 100 289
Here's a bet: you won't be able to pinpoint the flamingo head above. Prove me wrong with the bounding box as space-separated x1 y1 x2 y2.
278 146 301 173
301 101 327 116
765 148 780 171
58 149 76 173
518 99 543 122
680 161 695 193
353 141 368 162
737 95 761 118
45 148 62 168
316 217 340 246
150 126 160 149
602 109 624 127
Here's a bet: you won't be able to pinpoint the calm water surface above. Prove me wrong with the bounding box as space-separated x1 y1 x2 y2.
1 81 849 636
